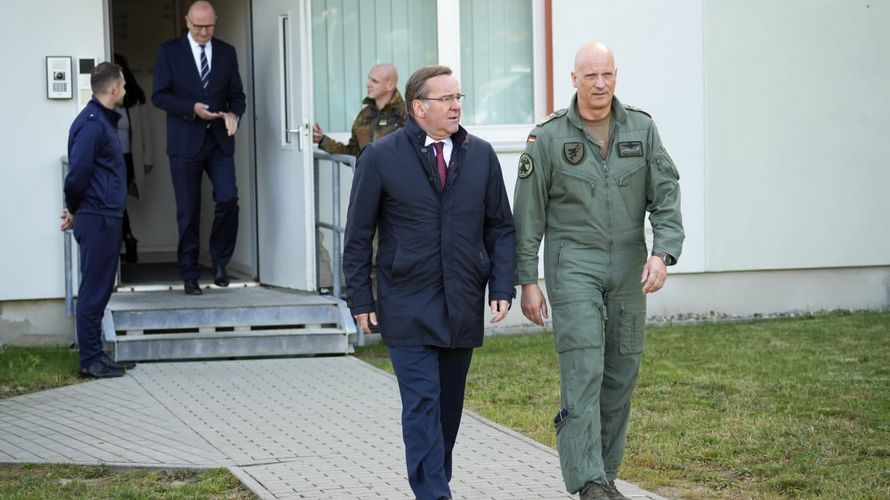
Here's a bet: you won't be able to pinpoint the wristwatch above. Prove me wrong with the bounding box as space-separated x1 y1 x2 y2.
651 251 674 266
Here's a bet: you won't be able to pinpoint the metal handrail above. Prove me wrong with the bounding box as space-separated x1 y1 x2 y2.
61 156 75 317
312 150 356 301
313 149 361 345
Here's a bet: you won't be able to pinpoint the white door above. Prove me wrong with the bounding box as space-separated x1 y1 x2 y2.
253 0 315 290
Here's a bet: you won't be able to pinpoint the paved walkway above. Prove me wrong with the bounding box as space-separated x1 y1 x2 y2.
0 357 665 499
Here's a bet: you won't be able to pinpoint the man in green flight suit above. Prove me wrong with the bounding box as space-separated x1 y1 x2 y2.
513 42 684 500
313 63 407 155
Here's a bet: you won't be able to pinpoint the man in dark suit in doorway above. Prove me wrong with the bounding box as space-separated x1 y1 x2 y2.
152 0 246 295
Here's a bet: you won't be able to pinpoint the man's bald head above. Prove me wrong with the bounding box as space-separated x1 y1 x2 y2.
574 42 615 72
572 42 618 120
372 64 398 86
188 1 216 19
186 1 217 45
367 63 399 107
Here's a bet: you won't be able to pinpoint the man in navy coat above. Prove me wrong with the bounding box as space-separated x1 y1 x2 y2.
152 0 245 295
343 65 516 500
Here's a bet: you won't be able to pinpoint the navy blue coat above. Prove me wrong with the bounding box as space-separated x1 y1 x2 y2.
64 98 127 217
152 35 246 157
343 117 516 348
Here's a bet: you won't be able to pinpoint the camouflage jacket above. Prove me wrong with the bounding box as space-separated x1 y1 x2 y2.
319 89 408 156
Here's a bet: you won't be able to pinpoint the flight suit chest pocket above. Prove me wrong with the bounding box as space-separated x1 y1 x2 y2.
551 299 604 353
550 168 596 223
615 161 648 224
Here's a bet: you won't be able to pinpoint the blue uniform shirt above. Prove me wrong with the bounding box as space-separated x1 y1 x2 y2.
64 97 127 217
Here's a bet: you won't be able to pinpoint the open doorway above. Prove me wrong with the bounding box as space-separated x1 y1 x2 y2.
109 0 257 288
108 0 318 293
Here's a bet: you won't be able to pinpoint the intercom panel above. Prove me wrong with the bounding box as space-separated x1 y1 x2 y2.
46 56 73 99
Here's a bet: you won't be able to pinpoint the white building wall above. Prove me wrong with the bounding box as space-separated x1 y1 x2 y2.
550 0 707 274
704 0 890 271
541 0 889 318
0 0 107 301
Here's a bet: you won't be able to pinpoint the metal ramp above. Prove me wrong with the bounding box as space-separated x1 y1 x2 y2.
103 286 356 361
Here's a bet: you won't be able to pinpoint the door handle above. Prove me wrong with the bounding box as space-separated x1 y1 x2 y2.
286 127 302 150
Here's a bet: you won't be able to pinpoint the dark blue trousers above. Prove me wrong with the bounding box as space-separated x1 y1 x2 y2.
389 346 474 500
73 213 122 368
169 130 239 280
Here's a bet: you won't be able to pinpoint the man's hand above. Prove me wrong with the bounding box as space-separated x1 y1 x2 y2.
489 300 510 323
641 255 668 294
312 123 324 144
354 312 378 334
59 209 74 231
520 283 549 326
222 112 239 136
194 102 222 121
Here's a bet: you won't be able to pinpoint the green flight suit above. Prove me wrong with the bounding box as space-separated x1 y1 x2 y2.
513 94 684 493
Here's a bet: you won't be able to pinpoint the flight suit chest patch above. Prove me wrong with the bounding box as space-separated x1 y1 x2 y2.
617 141 643 157
563 142 585 165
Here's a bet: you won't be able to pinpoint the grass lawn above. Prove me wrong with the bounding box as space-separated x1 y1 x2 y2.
356 311 890 499
0 347 254 498
0 345 81 399
0 464 253 499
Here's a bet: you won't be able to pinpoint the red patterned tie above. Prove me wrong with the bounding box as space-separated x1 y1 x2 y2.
433 141 447 187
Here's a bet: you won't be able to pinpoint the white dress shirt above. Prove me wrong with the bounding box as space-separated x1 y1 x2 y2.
187 32 212 74
424 136 454 165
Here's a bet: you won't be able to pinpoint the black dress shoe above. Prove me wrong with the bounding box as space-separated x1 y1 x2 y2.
100 352 136 371
184 279 203 295
214 266 230 287
79 360 125 379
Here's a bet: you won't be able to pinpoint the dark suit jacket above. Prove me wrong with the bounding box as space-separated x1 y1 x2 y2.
343 117 516 348
152 35 246 158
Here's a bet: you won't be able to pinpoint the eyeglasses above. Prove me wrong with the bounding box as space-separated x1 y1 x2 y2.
188 17 216 31
418 94 465 104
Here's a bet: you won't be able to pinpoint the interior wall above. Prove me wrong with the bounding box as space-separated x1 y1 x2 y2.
112 0 256 277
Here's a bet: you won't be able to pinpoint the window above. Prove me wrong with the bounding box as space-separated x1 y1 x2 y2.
312 0 438 132
459 0 533 125
312 0 542 135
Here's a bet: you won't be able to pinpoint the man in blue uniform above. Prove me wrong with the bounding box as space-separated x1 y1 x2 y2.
61 62 137 378
343 65 515 500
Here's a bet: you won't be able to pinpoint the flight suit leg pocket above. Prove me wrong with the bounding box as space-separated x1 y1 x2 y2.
618 303 646 355
551 299 604 353
555 408 589 492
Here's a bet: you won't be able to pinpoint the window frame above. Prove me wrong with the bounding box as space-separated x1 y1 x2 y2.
438 0 546 150
321 0 547 152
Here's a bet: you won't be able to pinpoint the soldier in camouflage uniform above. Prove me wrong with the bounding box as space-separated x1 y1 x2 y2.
313 63 408 155
513 43 684 500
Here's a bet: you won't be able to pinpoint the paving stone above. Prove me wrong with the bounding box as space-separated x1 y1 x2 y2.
0 357 666 499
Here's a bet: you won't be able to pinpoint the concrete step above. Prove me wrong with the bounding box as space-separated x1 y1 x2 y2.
103 286 356 362
113 328 351 361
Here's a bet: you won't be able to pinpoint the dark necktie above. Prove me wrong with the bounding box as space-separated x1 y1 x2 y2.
433 141 447 187
199 45 210 89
